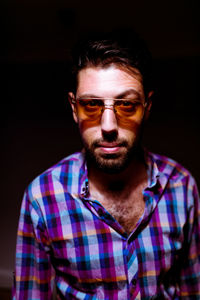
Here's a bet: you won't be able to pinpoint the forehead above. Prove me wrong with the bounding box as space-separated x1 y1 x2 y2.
76 65 145 98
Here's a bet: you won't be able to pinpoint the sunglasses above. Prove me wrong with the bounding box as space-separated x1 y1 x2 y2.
71 97 147 120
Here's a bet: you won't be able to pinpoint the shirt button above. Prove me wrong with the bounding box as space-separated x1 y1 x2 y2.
98 208 104 216
131 278 137 286
68 275 78 285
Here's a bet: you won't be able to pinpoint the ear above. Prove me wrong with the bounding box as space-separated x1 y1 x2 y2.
68 92 78 123
144 90 153 121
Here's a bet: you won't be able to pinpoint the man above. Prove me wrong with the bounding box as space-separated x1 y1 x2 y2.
13 30 200 299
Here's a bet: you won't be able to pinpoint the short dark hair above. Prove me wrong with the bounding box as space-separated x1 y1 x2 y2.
70 29 153 96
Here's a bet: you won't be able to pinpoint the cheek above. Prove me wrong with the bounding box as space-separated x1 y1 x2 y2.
118 120 144 144
79 123 100 145
79 118 101 133
117 118 142 132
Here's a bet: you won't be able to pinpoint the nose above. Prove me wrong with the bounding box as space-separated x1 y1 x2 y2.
101 107 118 135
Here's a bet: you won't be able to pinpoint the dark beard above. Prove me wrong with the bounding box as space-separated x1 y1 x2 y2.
85 141 139 174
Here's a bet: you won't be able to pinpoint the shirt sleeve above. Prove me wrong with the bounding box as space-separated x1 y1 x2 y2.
12 189 55 300
179 177 200 298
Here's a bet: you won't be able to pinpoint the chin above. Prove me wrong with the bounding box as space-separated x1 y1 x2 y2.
86 151 133 174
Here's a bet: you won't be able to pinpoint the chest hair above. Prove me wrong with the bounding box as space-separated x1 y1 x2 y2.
95 184 146 234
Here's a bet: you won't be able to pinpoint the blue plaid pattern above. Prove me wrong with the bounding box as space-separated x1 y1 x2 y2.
13 151 200 299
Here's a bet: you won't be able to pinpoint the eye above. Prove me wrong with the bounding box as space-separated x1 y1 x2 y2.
115 100 139 113
78 99 103 114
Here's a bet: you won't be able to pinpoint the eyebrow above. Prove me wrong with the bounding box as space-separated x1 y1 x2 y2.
115 89 142 99
77 89 142 100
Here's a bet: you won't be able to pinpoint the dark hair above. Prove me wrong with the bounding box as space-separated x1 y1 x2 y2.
70 29 153 95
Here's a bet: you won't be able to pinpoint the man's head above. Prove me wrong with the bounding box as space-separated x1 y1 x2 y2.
68 29 153 173
70 29 153 97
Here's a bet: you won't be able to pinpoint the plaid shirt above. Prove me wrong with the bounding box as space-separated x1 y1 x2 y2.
13 151 200 299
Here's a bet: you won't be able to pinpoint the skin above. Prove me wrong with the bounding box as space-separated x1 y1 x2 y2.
68 64 153 232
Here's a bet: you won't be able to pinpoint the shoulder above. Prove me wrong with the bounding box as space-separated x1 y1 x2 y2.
25 151 86 202
148 151 193 180
147 151 199 208
147 151 199 194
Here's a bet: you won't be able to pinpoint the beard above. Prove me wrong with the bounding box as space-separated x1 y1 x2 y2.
84 138 140 174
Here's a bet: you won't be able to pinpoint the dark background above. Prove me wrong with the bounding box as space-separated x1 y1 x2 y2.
1 0 200 296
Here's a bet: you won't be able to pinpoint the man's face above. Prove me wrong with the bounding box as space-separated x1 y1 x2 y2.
69 65 151 173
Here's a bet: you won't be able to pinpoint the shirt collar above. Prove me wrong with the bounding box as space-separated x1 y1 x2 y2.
77 148 169 199
144 149 169 193
79 150 89 198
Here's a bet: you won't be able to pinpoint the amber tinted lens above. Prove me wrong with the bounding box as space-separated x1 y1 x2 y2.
76 99 144 119
77 99 103 118
114 100 143 117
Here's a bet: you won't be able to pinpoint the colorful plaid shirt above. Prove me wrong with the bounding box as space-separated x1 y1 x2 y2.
13 150 200 299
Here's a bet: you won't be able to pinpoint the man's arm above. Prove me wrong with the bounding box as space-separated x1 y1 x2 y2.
12 190 55 300
179 178 200 298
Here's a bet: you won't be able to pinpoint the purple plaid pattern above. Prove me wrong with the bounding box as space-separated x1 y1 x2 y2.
13 151 200 299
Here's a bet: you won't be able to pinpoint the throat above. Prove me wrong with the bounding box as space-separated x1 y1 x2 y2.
89 173 147 234
88 154 148 234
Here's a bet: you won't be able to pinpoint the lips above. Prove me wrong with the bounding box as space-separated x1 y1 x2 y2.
96 142 124 154
97 142 122 148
